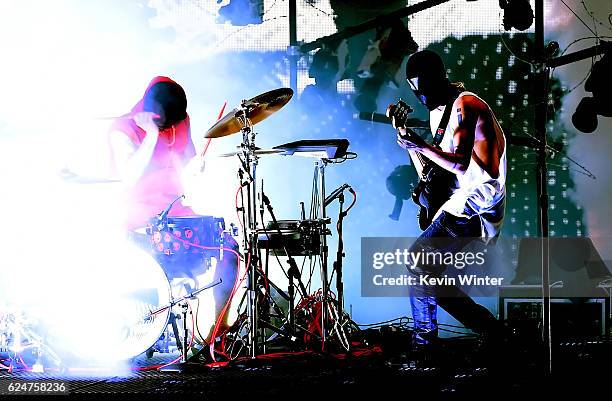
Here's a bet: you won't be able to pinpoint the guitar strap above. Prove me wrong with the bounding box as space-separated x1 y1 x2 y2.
432 93 459 149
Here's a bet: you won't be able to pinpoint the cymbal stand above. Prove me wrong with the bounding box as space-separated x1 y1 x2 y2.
313 159 329 349
236 101 261 358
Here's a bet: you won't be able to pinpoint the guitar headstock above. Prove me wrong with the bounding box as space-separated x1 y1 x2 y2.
386 100 413 129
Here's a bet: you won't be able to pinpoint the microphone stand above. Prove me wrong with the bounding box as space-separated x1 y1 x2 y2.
156 194 185 231
156 279 222 373
332 192 346 328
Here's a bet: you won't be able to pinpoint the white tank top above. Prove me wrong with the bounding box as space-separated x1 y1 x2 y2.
429 91 507 239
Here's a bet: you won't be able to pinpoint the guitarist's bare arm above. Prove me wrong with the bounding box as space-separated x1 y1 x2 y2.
397 95 501 177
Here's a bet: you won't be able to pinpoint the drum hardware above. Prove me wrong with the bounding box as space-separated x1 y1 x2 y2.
272 139 350 159
218 147 283 158
0 312 63 372
257 219 330 257
147 312 182 358
203 88 357 356
314 159 330 349
260 138 354 349
228 222 239 237
245 145 354 354
226 263 294 345
145 279 222 321
309 152 354 350
260 190 309 337
154 279 221 373
203 88 294 358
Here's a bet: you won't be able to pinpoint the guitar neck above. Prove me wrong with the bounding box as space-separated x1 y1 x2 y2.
402 127 428 178
407 149 426 178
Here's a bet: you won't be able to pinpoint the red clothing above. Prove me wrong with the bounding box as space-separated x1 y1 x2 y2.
110 76 196 230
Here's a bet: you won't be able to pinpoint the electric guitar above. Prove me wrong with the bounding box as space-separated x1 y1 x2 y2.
386 100 456 230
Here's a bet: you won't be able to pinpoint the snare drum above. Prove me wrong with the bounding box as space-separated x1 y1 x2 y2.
257 219 326 256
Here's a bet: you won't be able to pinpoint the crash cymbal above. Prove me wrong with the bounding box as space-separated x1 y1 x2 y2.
205 88 294 138
217 147 284 158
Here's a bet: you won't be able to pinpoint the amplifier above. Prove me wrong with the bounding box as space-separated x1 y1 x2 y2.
499 286 610 338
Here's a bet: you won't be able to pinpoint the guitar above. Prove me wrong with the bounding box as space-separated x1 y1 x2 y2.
386 100 456 230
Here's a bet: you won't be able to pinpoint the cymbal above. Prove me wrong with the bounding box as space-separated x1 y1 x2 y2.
205 88 294 138
217 147 284 158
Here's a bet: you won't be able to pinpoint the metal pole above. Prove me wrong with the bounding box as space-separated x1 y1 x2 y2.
534 0 552 374
318 160 328 350
244 130 257 358
288 0 298 93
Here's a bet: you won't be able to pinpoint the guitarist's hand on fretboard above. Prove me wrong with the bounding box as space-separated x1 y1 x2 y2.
396 129 426 151
388 101 428 152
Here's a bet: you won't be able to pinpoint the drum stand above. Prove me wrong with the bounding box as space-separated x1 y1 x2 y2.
235 102 310 357
312 158 351 351
260 191 308 336
234 101 262 358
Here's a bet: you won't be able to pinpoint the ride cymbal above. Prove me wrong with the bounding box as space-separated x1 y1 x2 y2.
205 88 293 138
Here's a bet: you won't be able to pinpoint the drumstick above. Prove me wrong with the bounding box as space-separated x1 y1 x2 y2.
199 101 227 171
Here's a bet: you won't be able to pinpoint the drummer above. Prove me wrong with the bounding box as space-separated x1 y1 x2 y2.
108 76 239 341
109 76 196 229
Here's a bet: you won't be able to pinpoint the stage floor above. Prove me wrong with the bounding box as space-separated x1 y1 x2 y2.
2 336 611 397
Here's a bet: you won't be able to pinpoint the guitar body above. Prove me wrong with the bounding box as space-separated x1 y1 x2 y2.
412 162 456 230
387 100 456 231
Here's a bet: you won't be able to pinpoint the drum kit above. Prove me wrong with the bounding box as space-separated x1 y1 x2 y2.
0 87 357 373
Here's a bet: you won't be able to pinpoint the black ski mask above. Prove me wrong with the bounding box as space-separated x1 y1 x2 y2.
143 81 188 129
405 50 450 111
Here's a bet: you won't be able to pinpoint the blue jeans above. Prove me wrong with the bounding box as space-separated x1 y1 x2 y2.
409 211 499 345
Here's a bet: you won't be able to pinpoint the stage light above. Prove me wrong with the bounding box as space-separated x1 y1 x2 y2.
499 0 534 31
572 97 598 134
572 51 612 133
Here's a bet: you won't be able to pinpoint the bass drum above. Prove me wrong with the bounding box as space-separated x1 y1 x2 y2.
41 241 172 365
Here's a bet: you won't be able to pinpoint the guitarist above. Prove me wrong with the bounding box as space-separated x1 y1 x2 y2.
392 50 507 349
